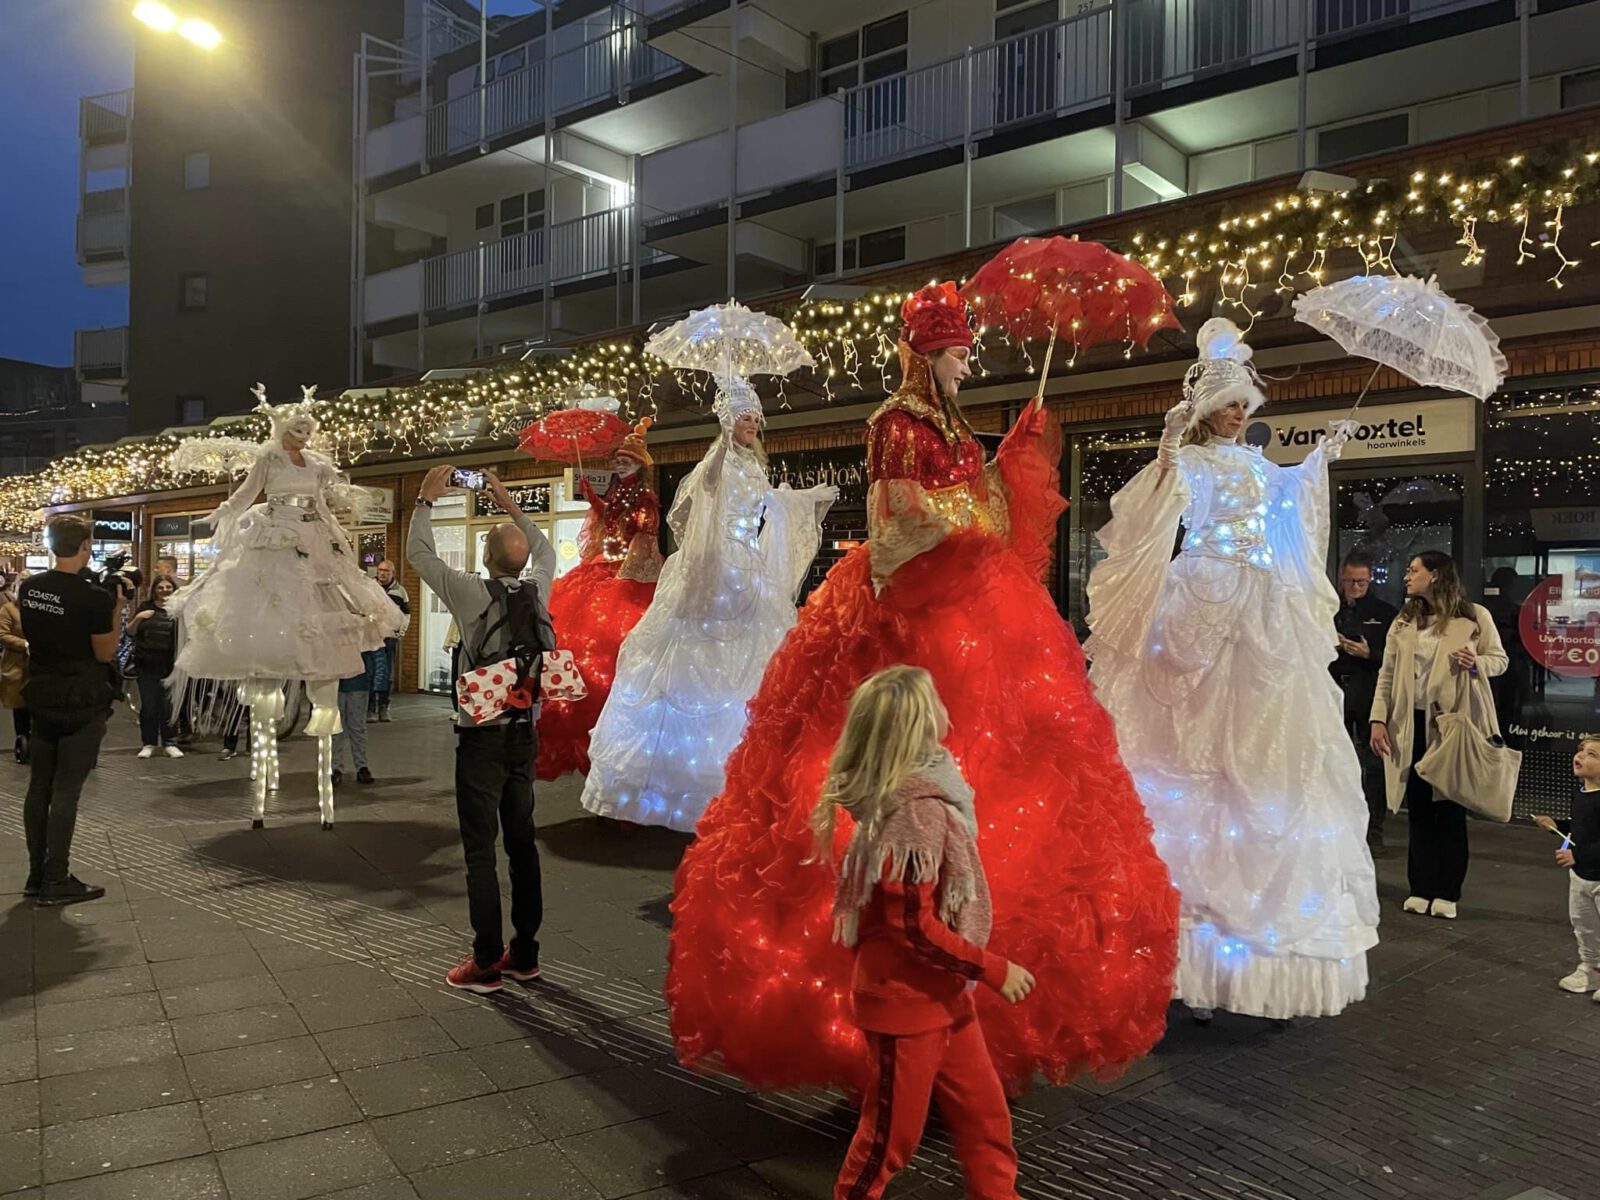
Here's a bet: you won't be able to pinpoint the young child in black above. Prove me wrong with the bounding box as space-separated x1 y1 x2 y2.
1535 734 1600 999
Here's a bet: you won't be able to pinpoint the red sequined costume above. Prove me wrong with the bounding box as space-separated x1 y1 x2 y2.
535 460 663 780
668 285 1179 1094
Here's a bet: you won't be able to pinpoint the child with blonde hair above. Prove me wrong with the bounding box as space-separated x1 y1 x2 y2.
812 665 1035 1200
1535 733 1600 999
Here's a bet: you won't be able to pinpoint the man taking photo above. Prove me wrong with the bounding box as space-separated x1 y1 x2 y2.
408 466 555 994
1333 551 1398 855
19 516 125 905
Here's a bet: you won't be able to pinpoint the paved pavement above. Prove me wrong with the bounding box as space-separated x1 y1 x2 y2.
0 696 1592 1200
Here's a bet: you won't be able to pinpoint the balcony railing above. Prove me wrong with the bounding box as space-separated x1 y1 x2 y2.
77 188 129 260
80 89 131 144
75 327 128 381
418 208 662 314
374 23 686 172
840 0 1502 174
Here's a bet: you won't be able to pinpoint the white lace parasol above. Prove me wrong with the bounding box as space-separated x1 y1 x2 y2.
645 302 814 380
1292 274 1507 401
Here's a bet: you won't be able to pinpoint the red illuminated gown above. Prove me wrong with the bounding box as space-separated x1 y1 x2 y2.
536 473 663 780
667 348 1179 1094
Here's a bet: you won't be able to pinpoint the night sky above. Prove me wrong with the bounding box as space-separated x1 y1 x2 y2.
1 2 133 368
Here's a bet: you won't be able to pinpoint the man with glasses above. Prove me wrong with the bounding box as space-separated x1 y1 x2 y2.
1333 551 1398 855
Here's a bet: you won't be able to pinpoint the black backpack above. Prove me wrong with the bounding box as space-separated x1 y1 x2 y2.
469 579 556 710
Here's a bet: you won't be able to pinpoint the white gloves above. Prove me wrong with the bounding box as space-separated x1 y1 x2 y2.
1158 401 1192 469
1324 419 1359 460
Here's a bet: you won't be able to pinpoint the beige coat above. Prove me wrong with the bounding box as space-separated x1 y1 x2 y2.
0 600 27 710
1368 602 1508 812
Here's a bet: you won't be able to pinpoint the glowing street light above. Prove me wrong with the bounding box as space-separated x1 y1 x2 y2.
178 18 222 48
132 2 222 49
132 1 178 31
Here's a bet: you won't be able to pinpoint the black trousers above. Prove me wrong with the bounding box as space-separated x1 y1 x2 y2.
455 721 542 969
12 708 29 739
1343 714 1387 839
136 672 177 747
1405 709 1469 902
24 713 108 883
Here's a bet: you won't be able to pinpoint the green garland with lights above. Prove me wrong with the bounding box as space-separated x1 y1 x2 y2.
2 133 1595 535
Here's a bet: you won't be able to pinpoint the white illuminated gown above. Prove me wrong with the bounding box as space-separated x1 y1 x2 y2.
169 448 401 686
1086 437 1379 1019
579 437 833 831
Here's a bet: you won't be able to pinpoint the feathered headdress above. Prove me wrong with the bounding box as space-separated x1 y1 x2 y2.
253 383 322 442
1181 319 1265 428
712 376 764 430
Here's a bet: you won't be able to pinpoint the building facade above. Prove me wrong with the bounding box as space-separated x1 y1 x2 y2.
0 358 125 478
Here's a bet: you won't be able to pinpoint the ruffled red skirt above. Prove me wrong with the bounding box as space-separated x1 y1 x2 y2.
536 559 656 780
667 529 1179 1095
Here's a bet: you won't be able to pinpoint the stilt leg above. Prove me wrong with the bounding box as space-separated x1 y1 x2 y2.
305 680 341 832
317 734 334 831
250 706 270 829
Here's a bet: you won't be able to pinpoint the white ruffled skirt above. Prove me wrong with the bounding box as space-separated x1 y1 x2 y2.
171 502 398 685
1091 553 1380 1019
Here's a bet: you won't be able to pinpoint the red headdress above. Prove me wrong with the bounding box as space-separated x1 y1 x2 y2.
899 282 974 356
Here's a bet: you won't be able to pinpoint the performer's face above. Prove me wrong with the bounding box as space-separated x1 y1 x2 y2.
281 420 314 451
1205 399 1247 439
614 454 641 478
929 347 971 403
731 413 761 448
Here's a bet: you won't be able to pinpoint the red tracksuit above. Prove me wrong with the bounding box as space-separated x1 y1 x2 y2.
833 872 1019 1200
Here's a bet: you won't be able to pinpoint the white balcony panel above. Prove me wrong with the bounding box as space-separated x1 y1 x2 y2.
74 327 127 378
83 142 128 174
736 99 839 196
78 211 128 257
640 130 730 218
366 115 423 179
365 262 424 324
81 381 128 406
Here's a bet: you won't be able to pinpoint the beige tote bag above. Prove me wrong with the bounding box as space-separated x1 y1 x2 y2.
1415 664 1520 823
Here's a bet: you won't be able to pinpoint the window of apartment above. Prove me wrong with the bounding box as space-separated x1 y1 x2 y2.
994 193 1058 239
814 225 905 275
177 396 206 425
1562 68 1600 109
475 203 495 230
818 12 908 95
179 273 208 311
498 190 546 238
1316 112 1409 166
183 151 210 190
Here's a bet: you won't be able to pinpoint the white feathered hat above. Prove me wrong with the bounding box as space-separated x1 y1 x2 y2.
1182 319 1265 428
253 383 321 441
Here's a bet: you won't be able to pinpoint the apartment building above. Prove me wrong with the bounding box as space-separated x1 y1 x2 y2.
0 358 125 476
353 0 1600 378
76 0 407 435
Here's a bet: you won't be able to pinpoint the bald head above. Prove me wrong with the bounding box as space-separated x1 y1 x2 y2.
483 522 530 578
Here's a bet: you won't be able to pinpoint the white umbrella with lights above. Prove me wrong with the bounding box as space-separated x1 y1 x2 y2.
645 302 814 381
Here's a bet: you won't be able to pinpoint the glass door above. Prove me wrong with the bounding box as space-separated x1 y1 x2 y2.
1330 467 1466 611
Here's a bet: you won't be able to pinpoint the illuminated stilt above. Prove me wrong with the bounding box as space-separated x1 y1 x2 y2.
305 680 341 831
316 734 334 830
249 705 271 829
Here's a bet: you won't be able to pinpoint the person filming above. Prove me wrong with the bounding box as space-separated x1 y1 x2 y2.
17 516 127 906
408 466 555 994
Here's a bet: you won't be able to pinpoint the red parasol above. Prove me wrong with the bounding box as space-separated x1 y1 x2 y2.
518 406 632 465
960 236 1180 407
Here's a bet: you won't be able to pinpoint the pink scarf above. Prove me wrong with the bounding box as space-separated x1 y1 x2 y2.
831 749 992 949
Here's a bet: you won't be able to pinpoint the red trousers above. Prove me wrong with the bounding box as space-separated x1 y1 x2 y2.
834 1013 1019 1200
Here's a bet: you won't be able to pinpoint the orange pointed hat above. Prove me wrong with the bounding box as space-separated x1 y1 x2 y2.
616 417 654 468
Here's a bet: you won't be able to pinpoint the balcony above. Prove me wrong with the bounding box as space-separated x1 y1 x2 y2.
80 88 130 146
364 25 686 182
74 327 128 382
77 187 129 275
365 207 666 325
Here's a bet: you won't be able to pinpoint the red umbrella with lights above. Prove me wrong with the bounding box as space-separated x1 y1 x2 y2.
960 236 1180 407
518 398 631 466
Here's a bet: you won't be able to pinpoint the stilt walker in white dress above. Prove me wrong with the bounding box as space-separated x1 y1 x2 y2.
579 377 835 831
168 386 403 830
1086 319 1380 1021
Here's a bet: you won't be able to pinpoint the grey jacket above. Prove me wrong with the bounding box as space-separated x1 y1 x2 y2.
406 505 555 726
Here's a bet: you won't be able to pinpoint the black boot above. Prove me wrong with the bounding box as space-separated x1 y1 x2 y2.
13 736 26 765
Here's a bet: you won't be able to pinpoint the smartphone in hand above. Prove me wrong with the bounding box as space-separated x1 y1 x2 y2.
450 468 485 490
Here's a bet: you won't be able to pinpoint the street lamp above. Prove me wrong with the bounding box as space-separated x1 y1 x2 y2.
132 2 221 48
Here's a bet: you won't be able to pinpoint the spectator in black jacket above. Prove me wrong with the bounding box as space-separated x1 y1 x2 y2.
126 577 183 759
1333 551 1398 854
371 560 409 723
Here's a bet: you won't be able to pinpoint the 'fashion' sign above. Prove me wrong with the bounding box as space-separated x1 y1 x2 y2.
1245 396 1476 465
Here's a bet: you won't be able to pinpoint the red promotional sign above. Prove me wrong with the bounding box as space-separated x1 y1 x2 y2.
1520 574 1600 678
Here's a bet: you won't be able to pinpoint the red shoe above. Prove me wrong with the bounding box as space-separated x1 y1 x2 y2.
445 955 502 994
494 950 541 984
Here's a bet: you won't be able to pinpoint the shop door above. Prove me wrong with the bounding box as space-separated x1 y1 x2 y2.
1330 465 1466 610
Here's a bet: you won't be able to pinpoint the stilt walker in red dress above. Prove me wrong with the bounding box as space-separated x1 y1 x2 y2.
667 284 1178 1095
535 419 663 780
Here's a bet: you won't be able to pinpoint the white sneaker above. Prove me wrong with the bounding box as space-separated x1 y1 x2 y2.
1558 965 1599 993
1429 899 1458 920
163 746 185 759
1402 896 1429 914
137 745 155 759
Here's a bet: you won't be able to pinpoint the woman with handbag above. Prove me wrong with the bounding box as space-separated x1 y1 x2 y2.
0 586 31 764
1370 551 1510 920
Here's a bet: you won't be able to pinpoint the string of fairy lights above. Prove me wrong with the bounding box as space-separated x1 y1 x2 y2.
2 133 1596 539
